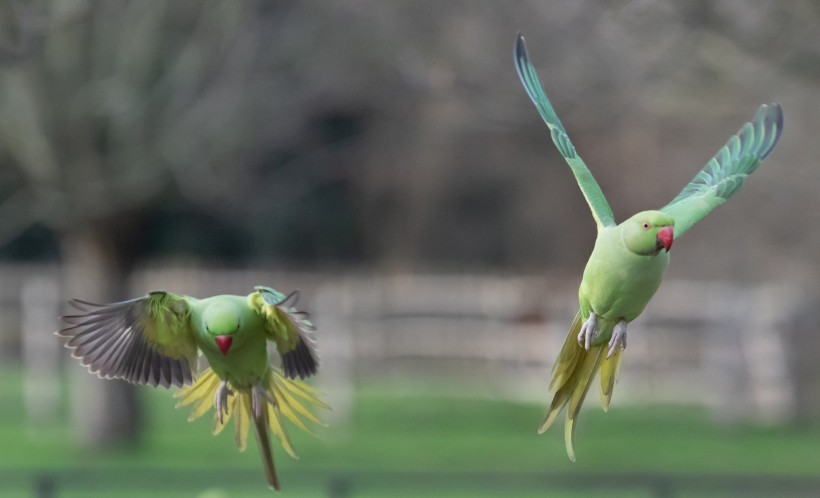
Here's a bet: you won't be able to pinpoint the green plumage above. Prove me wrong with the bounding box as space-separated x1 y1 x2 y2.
514 35 616 228
514 33 783 460
58 286 323 491
661 104 783 237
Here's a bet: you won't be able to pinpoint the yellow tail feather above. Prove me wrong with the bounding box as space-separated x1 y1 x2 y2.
599 349 623 412
234 395 251 450
548 312 584 392
174 366 330 457
175 371 221 421
268 402 297 459
539 313 585 432
564 346 604 461
540 311 621 460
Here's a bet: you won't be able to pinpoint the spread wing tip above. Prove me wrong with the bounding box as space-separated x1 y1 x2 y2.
57 295 195 389
758 103 783 160
282 336 319 380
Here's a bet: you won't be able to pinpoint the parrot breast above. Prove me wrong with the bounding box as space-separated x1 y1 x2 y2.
579 225 670 326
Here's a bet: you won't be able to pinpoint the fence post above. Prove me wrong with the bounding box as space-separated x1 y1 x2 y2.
742 284 796 422
706 283 751 422
315 278 355 424
22 273 62 427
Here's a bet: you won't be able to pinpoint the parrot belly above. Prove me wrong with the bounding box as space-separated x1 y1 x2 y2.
578 227 669 344
201 334 270 388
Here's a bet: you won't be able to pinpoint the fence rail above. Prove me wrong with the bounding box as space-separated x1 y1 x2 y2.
0 264 806 425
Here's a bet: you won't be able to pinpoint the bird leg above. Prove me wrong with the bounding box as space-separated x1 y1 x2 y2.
607 320 628 359
214 380 233 424
252 380 278 418
577 312 599 350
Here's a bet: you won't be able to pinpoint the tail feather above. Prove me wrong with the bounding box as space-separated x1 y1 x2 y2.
599 349 623 412
275 370 331 410
538 382 573 433
252 400 281 491
268 402 298 459
540 311 614 460
540 312 584 431
564 346 604 461
548 312 583 391
175 370 221 421
539 351 589 433
234 395 251 451
174 366 330 489
271 377 318 434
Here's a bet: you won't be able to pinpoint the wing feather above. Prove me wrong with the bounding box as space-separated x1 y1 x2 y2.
58 292 198 388
660 104 783 238
250 286 319 380
515 34 616 228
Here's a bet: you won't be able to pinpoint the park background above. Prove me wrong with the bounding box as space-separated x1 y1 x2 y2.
1 1 819 496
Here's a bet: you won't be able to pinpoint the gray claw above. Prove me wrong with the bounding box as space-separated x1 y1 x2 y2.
252 383 262 418
252 380 277 418
607 320 627 358
577 313 598 350
214 380 233 424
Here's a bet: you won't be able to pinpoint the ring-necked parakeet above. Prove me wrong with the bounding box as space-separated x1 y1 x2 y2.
514 34 783 460
57 286 329 491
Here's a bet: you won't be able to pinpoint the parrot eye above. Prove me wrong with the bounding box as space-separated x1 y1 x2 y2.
642 222 650 230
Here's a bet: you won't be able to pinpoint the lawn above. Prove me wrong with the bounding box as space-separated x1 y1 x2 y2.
1 368 819 497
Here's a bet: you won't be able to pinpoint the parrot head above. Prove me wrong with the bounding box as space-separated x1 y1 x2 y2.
203 303 241 356
622 210 675 256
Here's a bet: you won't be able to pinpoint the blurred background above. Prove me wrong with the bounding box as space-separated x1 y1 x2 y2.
1 1 819 497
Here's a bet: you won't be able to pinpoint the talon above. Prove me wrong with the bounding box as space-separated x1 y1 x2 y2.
214 380 233 424
252 383 262 418
607 320 628 359
577 313 598 350
262 389 277 407
252 380 277 417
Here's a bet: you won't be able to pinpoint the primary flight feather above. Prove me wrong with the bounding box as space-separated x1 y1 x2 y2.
58 286 328 491
515 33 783 460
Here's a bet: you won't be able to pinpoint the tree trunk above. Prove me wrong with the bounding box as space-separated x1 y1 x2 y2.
60 226 142 448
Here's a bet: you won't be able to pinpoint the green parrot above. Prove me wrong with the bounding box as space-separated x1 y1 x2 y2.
514 34 783 460
58 286 329 491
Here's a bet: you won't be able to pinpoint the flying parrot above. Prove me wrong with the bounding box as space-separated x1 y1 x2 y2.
514 34 783 460
57 286 329 491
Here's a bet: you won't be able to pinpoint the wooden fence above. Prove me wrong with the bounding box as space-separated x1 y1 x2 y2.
0 263 804 425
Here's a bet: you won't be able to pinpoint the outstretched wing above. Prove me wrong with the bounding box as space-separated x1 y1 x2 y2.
58 291 198 388
249 286 318 380
514 33 616 228
660 103 784 238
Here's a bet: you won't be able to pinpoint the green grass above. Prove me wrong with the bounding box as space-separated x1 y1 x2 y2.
1 368 819 497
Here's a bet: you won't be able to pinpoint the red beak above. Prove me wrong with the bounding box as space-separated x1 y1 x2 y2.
215 335 233 356
657 226 674 252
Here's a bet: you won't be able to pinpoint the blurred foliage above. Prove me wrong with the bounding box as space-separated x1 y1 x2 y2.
0 1 816 273
0 0 372 266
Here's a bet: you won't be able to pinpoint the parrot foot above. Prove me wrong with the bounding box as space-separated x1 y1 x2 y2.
214 380 233 425
252 380 278 418
577 313 599 350
607 320 627 358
